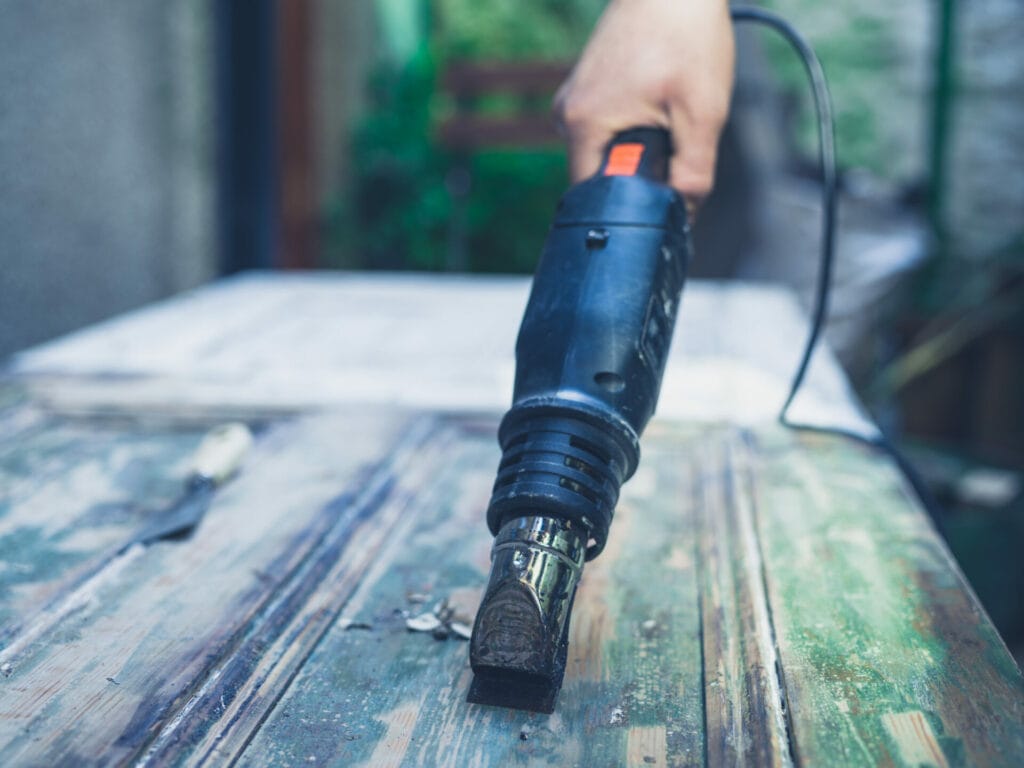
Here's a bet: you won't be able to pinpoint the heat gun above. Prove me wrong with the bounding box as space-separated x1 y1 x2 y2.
467 126 689 713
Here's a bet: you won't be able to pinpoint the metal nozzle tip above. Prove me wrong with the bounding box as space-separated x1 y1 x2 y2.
467 515 586 713
467 669 559 714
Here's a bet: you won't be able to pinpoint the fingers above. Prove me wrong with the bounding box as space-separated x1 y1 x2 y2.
555 77 668 185
566 127 609 184
667 51 733 208
668 108 724 210
560 97 725 216
553 0 735 205
554 85 609 183
557 75 731 208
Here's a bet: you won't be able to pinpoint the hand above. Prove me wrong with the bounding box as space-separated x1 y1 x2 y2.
554 0 735 210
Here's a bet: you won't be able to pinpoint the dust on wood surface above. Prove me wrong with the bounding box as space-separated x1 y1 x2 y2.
10 274 873 436
1 397 1021 767
0 403 417 764
238 420 704 768
753 428 1024 765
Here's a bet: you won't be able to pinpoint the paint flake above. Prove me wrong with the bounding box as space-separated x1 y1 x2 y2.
406 613 442 633
404 591 477 641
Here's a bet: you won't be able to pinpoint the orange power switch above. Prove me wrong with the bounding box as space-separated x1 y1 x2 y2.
603 143 645 176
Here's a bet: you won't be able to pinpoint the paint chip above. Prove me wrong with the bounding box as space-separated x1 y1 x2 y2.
404 589 480 642
406 612 443 632
446 587 481 625
609 706 625 725
0 662 12 678
957 468 1022 508
339 618 373 631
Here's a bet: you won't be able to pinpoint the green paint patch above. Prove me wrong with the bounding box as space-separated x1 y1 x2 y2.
755 426 1024 765
240 427 706 766
0 414 212 634
0 525 84 629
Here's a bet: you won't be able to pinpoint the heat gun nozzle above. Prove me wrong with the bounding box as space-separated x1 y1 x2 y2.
467 515 586 713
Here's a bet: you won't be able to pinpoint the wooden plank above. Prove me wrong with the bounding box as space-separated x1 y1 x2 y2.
141 416 461 766
2 402 1023 765
752 426 1024 766
8 275 872 435
0 408 420 765
440 61 573 96
233 419 704 767
438 115 562 149
697 435 792 766
4 272 1021 768
0 409 213 636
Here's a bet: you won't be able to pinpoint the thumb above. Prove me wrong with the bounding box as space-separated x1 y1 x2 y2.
554 84 614 183
565 124 612 184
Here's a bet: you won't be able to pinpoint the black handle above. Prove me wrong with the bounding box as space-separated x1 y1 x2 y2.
596 127 672 184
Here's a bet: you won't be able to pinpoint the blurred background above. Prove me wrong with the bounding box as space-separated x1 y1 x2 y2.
1 1 1021 658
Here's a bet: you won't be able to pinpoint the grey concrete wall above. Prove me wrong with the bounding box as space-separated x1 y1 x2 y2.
948 0 1024 258
0 0 217 360
762 0 933 185
761 0 1023 260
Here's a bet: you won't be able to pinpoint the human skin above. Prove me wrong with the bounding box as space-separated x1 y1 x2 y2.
554 0 735 210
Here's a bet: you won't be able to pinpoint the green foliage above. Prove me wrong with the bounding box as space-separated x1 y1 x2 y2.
328 1 603 273
757 0 916 180
462 150 569 273
337 50 451 271
437 0 602 59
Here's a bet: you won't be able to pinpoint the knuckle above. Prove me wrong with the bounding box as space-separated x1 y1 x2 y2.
674 166 715 200
555 91 598 129
688 178 715 199
694 96 731 131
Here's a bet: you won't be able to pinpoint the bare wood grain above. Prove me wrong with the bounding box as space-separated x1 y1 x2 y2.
752 426 1024 766
0 413 213 636
234 421 705 768
0 409 418 766
10 275 871 434
156 418 454 766
697 433 792 767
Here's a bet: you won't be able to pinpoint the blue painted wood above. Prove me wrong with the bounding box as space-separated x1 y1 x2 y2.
1 278 1021 767
236 420 705 768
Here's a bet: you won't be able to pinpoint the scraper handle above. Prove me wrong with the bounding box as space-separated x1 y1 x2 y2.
189 422 254 485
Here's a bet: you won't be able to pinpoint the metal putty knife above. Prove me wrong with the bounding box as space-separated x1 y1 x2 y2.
120 422 254 552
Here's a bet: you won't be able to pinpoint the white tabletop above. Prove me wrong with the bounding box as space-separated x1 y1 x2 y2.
9 271 874 436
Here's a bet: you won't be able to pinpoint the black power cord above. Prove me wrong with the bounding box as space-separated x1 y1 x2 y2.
728 6 945 529
730 6 837 426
